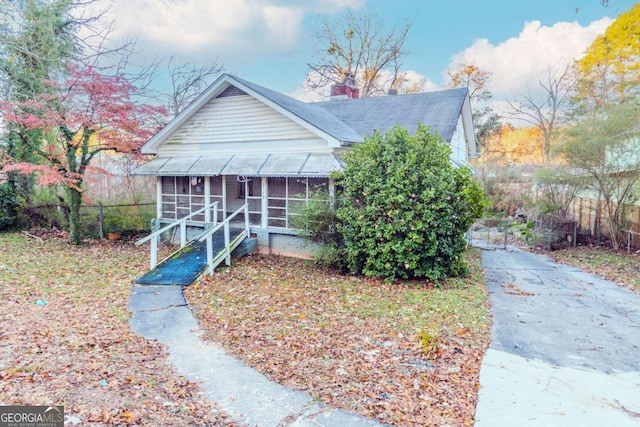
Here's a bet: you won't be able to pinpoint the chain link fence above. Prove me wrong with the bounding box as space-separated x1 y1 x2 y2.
470 215 579 250
20 202 155 240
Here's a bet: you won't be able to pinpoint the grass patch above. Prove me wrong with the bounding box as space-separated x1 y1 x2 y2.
185 248 490 426
0 232 234 426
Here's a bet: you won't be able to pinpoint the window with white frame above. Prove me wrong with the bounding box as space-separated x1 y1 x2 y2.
267 177 328 228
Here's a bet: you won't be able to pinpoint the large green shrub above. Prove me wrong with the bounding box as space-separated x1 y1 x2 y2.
335 125 487 281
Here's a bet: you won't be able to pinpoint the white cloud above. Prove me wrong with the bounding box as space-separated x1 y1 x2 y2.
447 18 613 100
103 0 365 63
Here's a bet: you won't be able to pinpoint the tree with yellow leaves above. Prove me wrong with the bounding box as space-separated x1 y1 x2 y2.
574 3 640 109
482 126 546 166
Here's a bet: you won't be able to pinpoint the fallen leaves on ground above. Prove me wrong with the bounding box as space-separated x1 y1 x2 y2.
0 232 235 426
543 245 640 295
185 251 491 426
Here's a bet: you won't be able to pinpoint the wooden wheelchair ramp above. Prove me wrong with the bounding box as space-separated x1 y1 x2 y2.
135 227 245 286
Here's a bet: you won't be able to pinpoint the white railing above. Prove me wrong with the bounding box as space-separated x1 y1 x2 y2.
198 203 250 275
135 201 219 269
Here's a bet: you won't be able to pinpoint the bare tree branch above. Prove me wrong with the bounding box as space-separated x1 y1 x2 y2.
307 11 412 98
165 56 223 116
507 65 575 163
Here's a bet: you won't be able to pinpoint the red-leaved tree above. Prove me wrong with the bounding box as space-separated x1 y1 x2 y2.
0 64 166 243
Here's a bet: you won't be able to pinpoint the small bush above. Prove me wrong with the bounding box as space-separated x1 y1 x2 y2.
102 204 155 234
0 183 22 230
419 327 439 357
290 190 347 270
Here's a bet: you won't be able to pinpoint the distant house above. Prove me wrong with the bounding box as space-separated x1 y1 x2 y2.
134 74 477 256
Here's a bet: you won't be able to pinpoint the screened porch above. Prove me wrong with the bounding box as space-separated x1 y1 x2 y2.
157 175 331 231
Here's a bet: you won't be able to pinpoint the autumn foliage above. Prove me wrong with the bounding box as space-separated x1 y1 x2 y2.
1 64 164 187
0 64 166 243
480 125 547 166
575 3 640 106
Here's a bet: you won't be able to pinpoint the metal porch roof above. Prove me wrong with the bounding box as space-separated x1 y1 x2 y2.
132 154 344 177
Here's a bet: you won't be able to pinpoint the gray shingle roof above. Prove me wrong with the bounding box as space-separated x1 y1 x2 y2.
313 88 468 142
234 75 467 143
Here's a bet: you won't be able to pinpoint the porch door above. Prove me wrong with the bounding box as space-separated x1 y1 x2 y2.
225 176 262 226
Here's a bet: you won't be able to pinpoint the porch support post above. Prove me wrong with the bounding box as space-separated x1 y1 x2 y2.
328 178 336 209
204 176 211 223
180 220 187 248
156 177 163 219
222 175 227 219
150 235 158 269
224 222 231 266
261 177 268 228
206 234 213 274
245 203 250 238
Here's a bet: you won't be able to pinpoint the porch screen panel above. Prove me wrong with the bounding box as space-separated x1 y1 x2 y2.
267 178 287 228
246 178 262 226
160 176 210 222
286 179 307 224
161 177 176 220
176 177 191 219
190 177 205 221
267 177 329 229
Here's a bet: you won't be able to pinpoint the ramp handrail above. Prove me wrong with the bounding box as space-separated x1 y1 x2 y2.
198 203 250 275
136 201 219 269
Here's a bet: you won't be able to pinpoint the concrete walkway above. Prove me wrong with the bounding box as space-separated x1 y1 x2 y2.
128 285 385 427
474 242 640 426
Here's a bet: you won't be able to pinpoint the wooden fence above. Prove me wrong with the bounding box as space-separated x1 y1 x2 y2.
569 196 640 250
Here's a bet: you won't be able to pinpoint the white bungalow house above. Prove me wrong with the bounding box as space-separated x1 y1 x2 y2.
134 74 478 257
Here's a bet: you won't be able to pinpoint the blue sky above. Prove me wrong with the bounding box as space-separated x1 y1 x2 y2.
104 0 634 102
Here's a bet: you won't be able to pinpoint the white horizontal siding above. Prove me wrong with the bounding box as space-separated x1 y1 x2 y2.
449 116 467 164
166 95 320 145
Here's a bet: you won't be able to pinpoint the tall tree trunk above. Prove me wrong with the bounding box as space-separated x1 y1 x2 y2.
67 186 83 245
604 203 623 250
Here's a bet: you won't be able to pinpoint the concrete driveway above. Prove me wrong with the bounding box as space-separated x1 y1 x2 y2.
474 242 640 426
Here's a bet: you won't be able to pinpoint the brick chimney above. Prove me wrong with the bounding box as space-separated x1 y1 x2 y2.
330 72 360 100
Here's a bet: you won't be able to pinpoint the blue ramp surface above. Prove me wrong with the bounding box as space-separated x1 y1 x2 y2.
135 227 243 286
